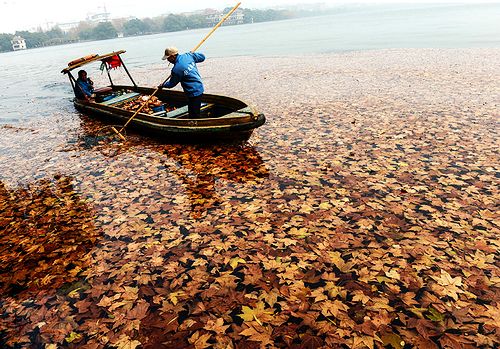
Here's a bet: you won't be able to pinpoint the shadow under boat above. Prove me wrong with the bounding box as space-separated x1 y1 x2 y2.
162 144 270 215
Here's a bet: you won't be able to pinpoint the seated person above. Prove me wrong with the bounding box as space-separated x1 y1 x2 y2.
74 70 94 100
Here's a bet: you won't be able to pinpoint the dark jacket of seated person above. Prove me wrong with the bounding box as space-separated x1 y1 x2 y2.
74 70 94 100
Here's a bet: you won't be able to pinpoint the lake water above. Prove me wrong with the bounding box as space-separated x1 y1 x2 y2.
0 3 499 124
1 3 499 346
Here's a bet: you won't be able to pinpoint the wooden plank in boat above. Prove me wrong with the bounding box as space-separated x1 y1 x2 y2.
163 105 188 118
100 92 140 106
158 103 214 118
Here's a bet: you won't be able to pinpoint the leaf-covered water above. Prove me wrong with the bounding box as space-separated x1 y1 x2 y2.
0 49 499 348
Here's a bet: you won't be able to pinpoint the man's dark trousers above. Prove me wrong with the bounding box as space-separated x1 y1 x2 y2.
188 94 203 119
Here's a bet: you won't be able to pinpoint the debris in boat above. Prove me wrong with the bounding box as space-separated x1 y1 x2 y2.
117 95 175 115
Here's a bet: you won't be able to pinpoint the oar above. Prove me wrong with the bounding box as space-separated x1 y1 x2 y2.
112 2 242 141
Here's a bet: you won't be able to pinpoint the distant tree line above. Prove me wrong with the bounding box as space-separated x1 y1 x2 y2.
0 7 327 52
0 23 117 52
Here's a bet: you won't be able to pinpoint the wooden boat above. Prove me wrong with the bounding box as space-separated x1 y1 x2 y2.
61 50 265 143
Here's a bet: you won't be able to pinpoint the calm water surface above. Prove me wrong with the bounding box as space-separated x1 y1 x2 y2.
0 3 499 124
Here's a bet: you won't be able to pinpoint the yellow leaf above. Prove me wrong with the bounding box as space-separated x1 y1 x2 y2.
319 202 331 210
238 302 274 325
229 257 246 269
289 227 310 238
168 291 185 305
65 332 82 344
385 269 401 280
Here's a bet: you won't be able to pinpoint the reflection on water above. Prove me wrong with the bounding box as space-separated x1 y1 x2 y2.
162 145 269 217
0 175 100 298
66 114 269 218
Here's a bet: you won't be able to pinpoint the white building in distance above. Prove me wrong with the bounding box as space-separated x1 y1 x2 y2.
86 6 110 23
11 36 27 50
206 9 244 26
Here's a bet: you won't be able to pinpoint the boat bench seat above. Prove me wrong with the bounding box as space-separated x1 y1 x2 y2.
154 103 214 118
100 92 140 106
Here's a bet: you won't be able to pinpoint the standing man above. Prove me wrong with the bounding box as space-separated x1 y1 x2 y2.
159 47 206 119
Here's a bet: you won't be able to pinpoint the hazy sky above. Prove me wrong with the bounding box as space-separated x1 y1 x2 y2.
0 0 497 33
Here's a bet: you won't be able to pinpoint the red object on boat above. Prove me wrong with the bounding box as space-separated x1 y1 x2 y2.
103 55 122 69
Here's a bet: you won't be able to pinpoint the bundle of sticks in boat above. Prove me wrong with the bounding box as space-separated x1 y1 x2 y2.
120 95 175 115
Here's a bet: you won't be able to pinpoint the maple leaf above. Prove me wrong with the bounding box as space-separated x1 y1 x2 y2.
434 270 462 287
134 272 154 285
310 288 328 303
126 300 149 320
367 298 395 312
352 291 370 305
413 337 439 348
238 301 274 325
277 237 297 247
401 292 419 306
97 294 120 308
167 291 185 305
239 326 274 347
319 202 332 210
243 263 264 284
439 333 475 349
431 270 464 301
65 332 82 344
113 334 141 349
288 227 310 238
385 269 401 280
381 333 405 349
328 251 354 272
299 333 324 348
214 273 240 288
324 281 347 299
262 257 289 270
425 306 445 322
319 299 349 318
203 318 230 334
356 218 374 230
229 257 246 269
260 289 280 307
121 286 139 301
413 319 441 339
188 331 212 349
351 335 375 349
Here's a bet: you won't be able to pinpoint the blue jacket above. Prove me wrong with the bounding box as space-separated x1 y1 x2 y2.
163 52 205 97
75 78 93 99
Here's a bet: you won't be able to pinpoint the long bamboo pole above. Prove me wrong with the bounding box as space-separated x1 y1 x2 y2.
192 2 241 52
112 2 242 141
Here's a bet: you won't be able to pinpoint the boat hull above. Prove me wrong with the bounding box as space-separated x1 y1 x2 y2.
74 86 265 143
